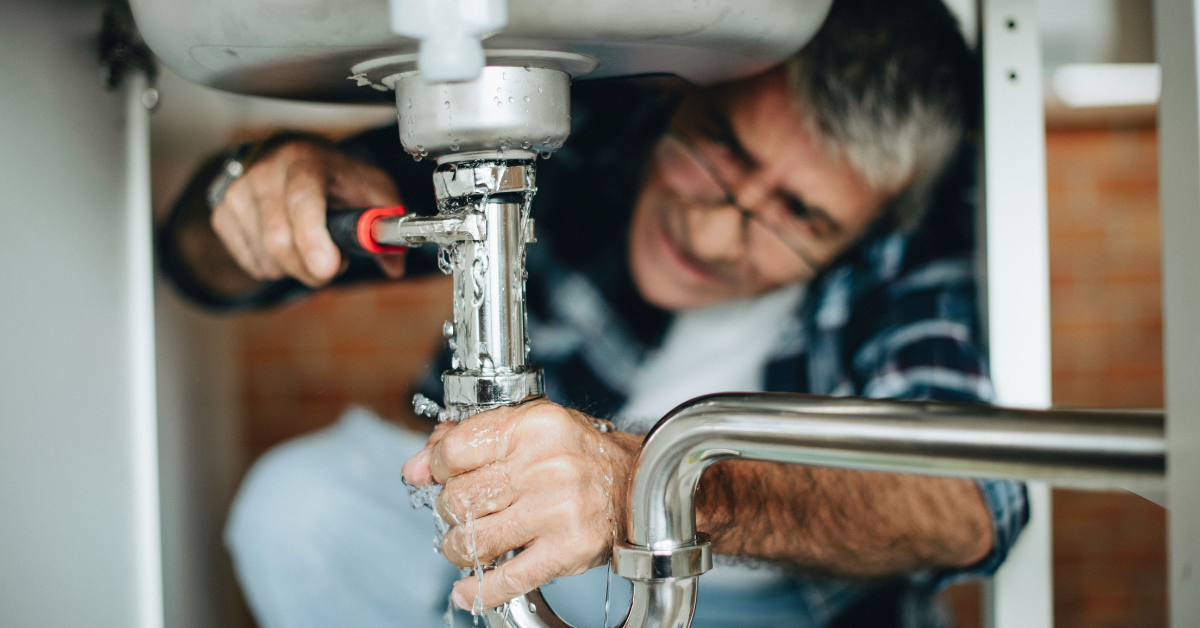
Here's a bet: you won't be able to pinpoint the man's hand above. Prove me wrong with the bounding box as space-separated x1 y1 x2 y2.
400 400 994 612
401 400 641 611
211 140 405 287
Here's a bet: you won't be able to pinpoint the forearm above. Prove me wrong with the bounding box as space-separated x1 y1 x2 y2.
693 460 993 578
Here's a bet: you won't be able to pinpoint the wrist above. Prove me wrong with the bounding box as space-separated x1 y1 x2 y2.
207 132 336 210
604 430 641 546
694 460 741 548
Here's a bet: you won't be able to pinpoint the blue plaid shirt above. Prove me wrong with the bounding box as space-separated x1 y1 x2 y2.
164 78 1027 628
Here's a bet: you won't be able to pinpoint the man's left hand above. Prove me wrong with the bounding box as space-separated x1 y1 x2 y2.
401 400 642 611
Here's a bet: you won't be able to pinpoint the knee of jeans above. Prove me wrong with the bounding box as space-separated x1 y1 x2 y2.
225 437 354 566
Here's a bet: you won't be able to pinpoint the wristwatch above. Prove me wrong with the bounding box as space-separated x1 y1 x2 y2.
206 141 259 210
205 132 336 210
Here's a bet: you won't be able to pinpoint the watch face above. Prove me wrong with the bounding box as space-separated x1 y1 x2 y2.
207 157 246 210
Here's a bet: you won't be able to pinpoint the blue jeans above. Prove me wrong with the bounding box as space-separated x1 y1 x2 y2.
226 407 827 628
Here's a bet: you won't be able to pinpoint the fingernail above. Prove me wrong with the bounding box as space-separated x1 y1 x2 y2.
452 588 470 611
307 250 332 275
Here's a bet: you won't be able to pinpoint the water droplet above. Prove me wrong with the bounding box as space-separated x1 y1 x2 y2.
407 99 412 109
543 136 551 143
443 101 450 109
523 96 531 103
417 145 427 157
540 150 553 159
502 71 507 80
497 87 502 93
508 96 514 104
527 602 537 613
412 153 422 161
521 138 532 149
450 141 460 151
443 321 454 338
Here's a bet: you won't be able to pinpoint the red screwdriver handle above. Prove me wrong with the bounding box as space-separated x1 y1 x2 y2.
326 206 406 256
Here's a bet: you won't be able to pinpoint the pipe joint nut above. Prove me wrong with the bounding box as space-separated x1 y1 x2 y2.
613 534 712 581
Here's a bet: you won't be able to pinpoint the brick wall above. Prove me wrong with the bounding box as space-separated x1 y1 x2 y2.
237 276 451 461
1045 126 1166 628
231 127 1167 627
942 126 1166 627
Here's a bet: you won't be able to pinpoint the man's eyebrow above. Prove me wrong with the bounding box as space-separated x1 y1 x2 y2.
702 101 760 170
700 97 844 236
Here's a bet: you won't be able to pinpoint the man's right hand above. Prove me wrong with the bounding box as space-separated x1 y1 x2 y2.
211 140 405 287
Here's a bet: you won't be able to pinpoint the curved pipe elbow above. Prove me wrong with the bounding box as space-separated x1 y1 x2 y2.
625 392 1165 550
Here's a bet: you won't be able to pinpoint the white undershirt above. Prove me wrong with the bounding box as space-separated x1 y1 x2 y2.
616 283 805 432
616 284 805 590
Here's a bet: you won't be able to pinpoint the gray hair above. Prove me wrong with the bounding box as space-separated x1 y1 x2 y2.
787 0 977 231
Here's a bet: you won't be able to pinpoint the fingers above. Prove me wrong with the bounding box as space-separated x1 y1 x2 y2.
438 453 617 570
256 152 324 286
436 464 516 528
402 421 454 487
207 140 402 287
376 253 406 278
440 496 530 568
422 400 635 613
211 194 268 279
451 541 588 611
428 403 531 484
284 157 340 283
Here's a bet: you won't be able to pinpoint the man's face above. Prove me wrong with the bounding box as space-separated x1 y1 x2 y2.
628 67 896 311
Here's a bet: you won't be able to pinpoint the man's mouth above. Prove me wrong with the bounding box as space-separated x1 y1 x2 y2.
654 203 729 286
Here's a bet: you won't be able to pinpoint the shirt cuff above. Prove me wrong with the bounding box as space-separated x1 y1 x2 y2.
921 478 1030 591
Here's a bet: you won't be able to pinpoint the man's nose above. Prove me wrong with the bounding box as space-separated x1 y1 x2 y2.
686 174 777 262
731 174 774 212
687 204 745 262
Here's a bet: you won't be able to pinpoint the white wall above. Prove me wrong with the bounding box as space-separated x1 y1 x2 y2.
155 290 242 628
0 1 154 626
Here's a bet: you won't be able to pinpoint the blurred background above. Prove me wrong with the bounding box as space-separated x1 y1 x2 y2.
139 0 1165 626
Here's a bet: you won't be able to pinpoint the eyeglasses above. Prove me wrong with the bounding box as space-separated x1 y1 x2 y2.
657 118 846 277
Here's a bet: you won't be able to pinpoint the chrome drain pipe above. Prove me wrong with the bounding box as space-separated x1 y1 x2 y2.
488 392 1164 628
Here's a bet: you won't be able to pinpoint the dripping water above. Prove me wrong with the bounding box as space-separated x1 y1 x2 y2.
467 509 485 621
401 476 449 555
444 592 457 628
603 553 613 628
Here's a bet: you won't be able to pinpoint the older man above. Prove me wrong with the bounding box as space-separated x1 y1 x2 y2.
161 0 1026 626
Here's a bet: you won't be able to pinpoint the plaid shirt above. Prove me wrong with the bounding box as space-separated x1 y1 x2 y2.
163 78 1027 628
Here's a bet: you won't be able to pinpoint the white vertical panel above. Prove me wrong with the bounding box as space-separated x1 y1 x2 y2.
1154 1 1200 626
126 74 165 628
0 2 160 626
981 1 1054 628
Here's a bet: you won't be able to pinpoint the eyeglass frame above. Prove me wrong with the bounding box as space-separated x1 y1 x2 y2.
657 97 850 276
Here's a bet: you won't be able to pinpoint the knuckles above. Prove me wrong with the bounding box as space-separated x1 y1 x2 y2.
517 402 575 433
538 455 586 488
263 225 294 256
274 140 320 163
